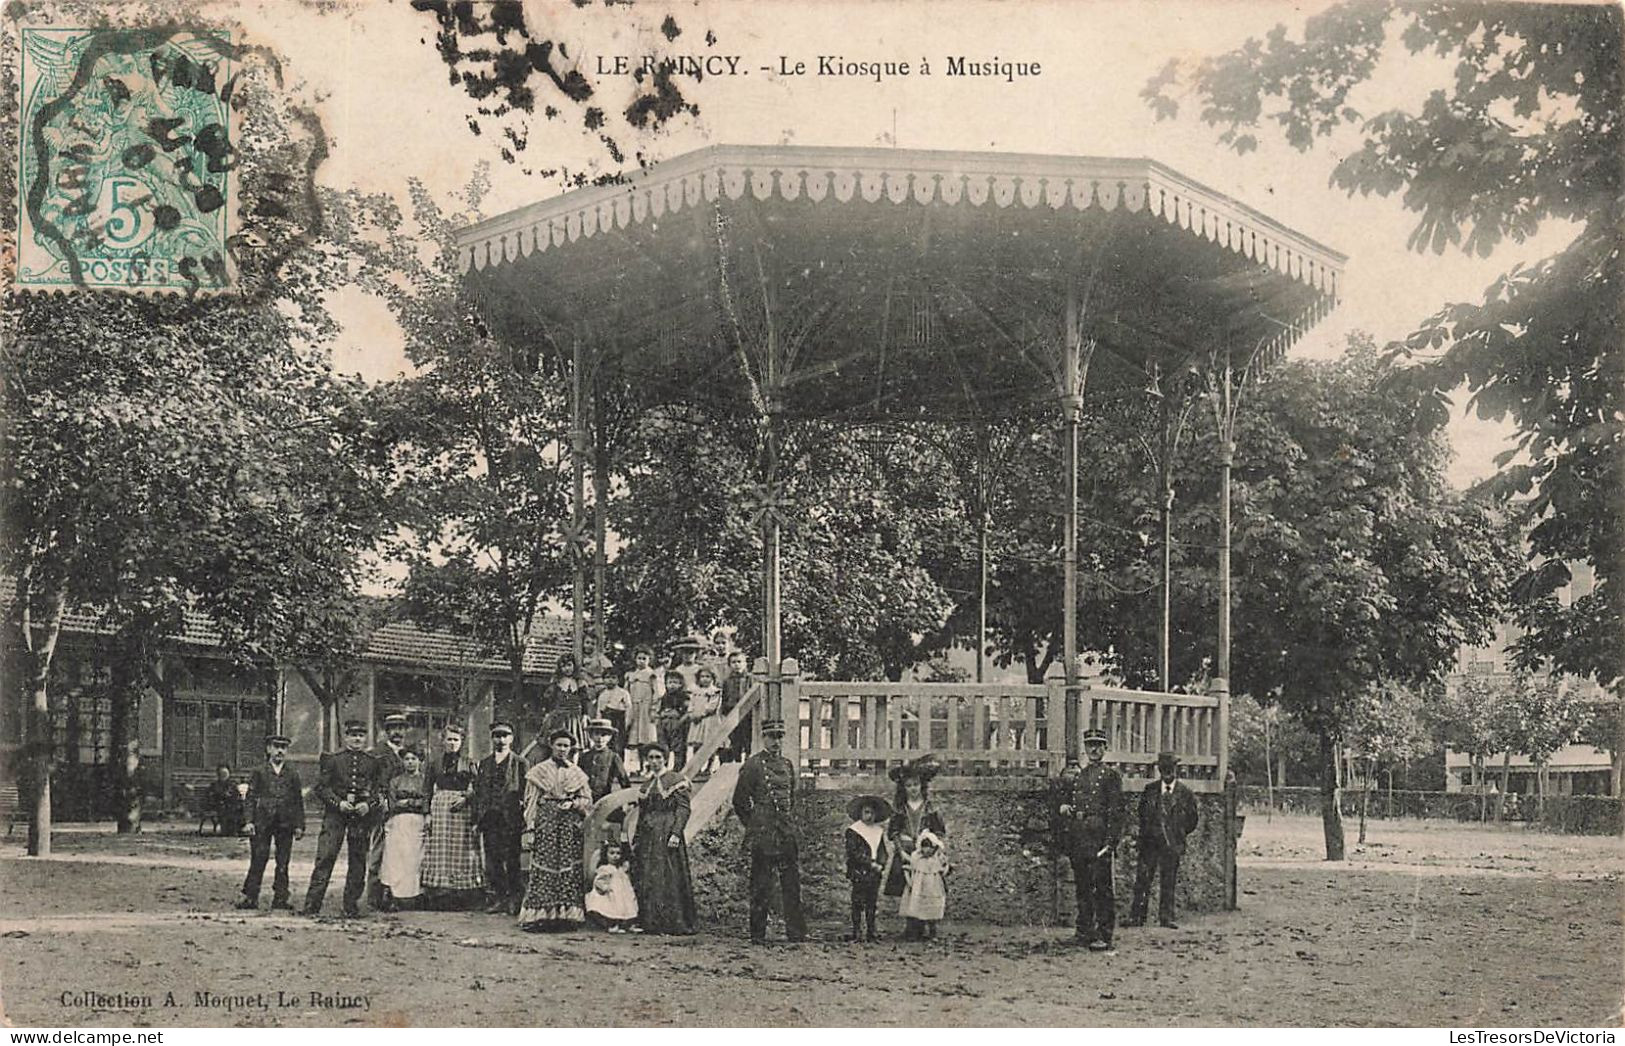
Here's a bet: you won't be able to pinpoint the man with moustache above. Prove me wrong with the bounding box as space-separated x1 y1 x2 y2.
303 720 380 917
236 734 306 911
366 713 410 909
473 721 529 915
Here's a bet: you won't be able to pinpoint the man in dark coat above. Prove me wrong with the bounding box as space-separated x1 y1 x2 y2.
1129 750 1200 929
473 721 529 915
302 720 380 917
731 718 806 943
236 735 306 910
365 713 410 908
1057 728 1126 951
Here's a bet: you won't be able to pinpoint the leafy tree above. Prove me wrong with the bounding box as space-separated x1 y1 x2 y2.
1431 672 1504 819
1219 336 1514 859
1144 2 1623 690
1495 670 1588 819
1576 695 1623 797
1228 691 1318 790
1 10 388 848
607 410 960 681
1343 680 1432 841
353 178 573 730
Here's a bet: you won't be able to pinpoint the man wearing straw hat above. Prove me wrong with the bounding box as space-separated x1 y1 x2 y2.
1056 727 1126 951
1127 750 1200 929
365 712 411 909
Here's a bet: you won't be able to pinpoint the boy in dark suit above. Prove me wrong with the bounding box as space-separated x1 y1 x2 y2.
236 736 306 910
1128 750 1200 929
302 720 380 918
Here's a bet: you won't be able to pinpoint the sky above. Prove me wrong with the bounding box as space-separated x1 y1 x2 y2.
226 0 1578 488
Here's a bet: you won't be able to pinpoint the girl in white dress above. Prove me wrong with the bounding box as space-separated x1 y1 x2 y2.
900 830 949 939
584 841 639 933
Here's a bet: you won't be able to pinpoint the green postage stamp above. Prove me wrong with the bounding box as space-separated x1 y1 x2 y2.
17 27 238 293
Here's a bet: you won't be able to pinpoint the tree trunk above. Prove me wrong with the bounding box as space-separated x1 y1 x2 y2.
1357 762 1369 845
108 632 147 834
1535 761 1547 821
1496 750 1512 822
1318 731 1345 861
1476 754 1487 822
1263 715 1274 822
1278 752 1288 788
23 582 68 858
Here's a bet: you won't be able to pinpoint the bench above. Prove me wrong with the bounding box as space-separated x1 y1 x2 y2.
2 782 29 838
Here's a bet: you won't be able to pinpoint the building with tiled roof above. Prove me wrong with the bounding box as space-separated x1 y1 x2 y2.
1 582 573 819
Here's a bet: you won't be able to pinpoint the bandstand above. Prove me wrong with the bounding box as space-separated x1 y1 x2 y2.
455 145 1343 912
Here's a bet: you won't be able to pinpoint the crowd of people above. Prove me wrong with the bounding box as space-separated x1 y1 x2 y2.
231 641 1204 949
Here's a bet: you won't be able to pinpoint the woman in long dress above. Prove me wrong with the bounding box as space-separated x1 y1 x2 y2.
422 725 486 907
379 747 429 911
518 731 593 930
881 757 947 940
630 744 696 935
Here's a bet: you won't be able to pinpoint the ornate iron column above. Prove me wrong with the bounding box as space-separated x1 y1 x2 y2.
570 334 587 667
1061 288 1085 764
1208 342 1238 786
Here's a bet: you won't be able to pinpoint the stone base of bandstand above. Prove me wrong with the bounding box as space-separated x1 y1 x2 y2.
687 779 1237 929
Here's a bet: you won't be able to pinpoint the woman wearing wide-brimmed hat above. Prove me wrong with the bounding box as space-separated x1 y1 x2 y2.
881 755 946 940
843 794 893 942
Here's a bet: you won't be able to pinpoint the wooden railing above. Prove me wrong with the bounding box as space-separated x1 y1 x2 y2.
790 677 1223 792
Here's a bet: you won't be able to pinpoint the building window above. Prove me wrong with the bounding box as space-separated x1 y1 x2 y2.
170 697 269 772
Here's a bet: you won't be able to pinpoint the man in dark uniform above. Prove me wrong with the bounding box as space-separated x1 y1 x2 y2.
236 734 305 911
731 718 806 944
365 712 410 908
473 721 529 916
303 719 380 918
1128 750 1200 929
1057 727 1126 951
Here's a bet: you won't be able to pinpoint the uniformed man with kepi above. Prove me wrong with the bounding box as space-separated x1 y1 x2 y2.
366 712 410 908
235 734 305 911
1057 727 1126 951
731 718 806 944
303 719 381 917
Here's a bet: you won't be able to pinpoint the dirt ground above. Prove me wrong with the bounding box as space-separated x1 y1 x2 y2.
1 814 1619 1027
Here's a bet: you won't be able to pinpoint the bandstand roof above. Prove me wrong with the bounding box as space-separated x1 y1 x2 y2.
455 145 1345 420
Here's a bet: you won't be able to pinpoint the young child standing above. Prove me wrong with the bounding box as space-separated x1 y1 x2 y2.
900 830 949 940
843 794 892 943
686 666 723 772
379 747 429 911
584 841 640 933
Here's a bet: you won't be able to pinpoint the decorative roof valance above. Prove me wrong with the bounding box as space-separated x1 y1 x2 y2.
457 145 1344 300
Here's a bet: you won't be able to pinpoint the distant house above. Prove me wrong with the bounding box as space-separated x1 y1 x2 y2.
1442 562 1616 798
0 584 571 820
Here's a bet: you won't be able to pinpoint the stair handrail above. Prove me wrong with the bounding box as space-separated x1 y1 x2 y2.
581 679 765 869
